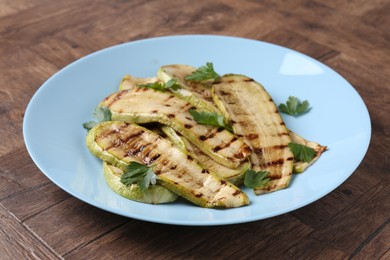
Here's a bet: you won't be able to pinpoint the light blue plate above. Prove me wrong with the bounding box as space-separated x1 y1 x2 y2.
23 35 371 226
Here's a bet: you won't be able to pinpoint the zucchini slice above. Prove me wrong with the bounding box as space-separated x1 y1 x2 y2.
157 64 219 113
212 74 294 194
99 87 251 168
103 162 178 204
161 126 250 185
289 131 327 173
119 75 158 91
86 121 249 208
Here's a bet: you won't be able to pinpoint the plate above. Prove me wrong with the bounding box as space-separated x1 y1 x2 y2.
23 35 371 226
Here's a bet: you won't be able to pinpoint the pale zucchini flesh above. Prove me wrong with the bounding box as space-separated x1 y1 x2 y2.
86 121 249 208
212 74 294 194
99 87 251 168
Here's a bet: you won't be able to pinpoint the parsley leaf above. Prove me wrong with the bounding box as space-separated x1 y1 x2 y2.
82 107 112 131
278 96 310 116
288 142 316 163
185 62 220 82
138 79 180 91
244 169 270 189
189 109 233 132
120 162 157 191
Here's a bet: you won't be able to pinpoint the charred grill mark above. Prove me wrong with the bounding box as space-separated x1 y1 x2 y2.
199 135 207 141
201 169 209 174
130 142 153 158
272 145 288 150
170 165 177 170
233 190 242 196
244 78 254 82
121 130 145 144
184 124 193 129
151 110 158 114
195 193 203 198
185 116 192 121
220 180 226 185
219 90 231 96
207 132 216 138
180 103 192 110
212 146 222 152
280 122 285 125
164 104 171 107
154 169 162 175
217 127 225 132
246 134 259 140
167 114 175 118
253 148 264 155
187 155 194 161
149 154 161 164
165 95 175 101
106 90 128 107
269 97 274 102
286 157 294 161
128 144 147 157
259 159 285 167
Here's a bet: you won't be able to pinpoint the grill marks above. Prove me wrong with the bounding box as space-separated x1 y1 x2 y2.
213 75 294 192
105 89 129 107
100 87 250 167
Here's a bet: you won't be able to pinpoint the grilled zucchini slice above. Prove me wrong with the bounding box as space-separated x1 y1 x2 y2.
161 126 250 185
119 75 158 91
289 131 327 173
86 121 249 208
99 87 251 168
157 64 219 113
103 162 178 204
212 74 294 194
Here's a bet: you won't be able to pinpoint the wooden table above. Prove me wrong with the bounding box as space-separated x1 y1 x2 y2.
0 0 388 259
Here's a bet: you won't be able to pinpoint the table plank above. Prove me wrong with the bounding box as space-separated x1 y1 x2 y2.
0 203 60 259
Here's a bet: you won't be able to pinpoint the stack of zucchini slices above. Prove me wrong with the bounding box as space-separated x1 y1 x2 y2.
84 63 326 208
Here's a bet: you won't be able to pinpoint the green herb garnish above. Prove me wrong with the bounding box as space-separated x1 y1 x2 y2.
279 96 310 116
82 107 112 131
185 62 220 82
288 142 316 163
244 169 270 189
138 79 180 91
120 162 157 191
189 109 233 132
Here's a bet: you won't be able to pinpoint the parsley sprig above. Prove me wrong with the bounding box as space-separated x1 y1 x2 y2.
244 169 270 189
279 96 310 116
82 107 112 131
185 62 220 82
288 142 316 163
189 109 233 132
138 79 180 92
120 162 157 191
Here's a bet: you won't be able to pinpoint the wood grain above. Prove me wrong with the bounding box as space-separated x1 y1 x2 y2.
0 0 388 258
